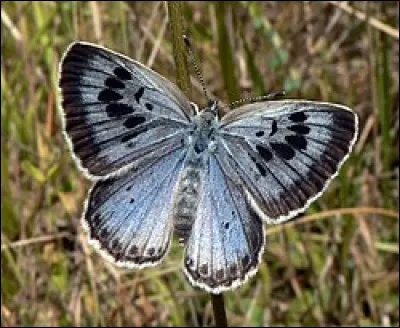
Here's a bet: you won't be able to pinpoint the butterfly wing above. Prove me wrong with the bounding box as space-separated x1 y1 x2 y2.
83 147 186 268
59 41 195 178
183 155 265 294
217 100 358 223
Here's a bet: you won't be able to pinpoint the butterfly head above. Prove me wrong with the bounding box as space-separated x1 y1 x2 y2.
203 100 219 118
195 100 218 129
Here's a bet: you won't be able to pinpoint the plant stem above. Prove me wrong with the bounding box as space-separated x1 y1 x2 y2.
167 2 228 326
167 1 192 98
215 1 239 103
211 294 228 327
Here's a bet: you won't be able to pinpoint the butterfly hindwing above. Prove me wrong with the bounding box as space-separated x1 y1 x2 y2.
83 148 186 267
183 155 265 293
218 101 358 223
59 41 194 178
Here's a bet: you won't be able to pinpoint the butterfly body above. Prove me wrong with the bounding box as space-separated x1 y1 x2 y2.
173 101 219 240
59 41 358 294
173 149 205 241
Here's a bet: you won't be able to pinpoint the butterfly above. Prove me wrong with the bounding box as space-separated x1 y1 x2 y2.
58 41 358 294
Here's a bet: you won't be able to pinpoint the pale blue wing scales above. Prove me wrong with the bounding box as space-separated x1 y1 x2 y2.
83 148 186 267
59 42 194 178
183 155 265 294
218 101 358 223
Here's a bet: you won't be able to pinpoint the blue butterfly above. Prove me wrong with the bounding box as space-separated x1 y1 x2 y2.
58 41 358 294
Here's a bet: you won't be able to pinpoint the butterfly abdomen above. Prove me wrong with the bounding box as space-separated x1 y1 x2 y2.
173 158 204 243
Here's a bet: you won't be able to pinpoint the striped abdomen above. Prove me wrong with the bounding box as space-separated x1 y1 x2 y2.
173 159 204 243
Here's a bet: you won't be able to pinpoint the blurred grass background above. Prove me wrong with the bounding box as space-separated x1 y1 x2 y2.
1 1 399 326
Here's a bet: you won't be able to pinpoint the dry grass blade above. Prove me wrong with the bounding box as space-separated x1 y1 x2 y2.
328 1 399 39
1 7 22 42
1 232 71 251
266 207 399 236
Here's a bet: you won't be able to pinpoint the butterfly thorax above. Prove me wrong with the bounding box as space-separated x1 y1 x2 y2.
191 101 219 153
173 102 219 243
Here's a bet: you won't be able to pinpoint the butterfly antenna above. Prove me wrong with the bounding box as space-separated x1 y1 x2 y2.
183 35 211 101
221 91 286 110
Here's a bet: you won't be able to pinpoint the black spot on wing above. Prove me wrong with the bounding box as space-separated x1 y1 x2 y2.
105 77 125 89
106 103 134 117
241 255 250 268
270 142 295 160
123 116 146 129
249 152 267 176
289 111 307 122
255 131 264 137
256 144 273 162
111 239 122 253
145 103 153 111
229 264 237 276
98 89 123 102
255 162 266 176
285 135 307 150
288 124 310 134
200 264 208 275
98 228 109 240
114 66 132 80
134 87 145 103
269 120 278 136
129 245 138 255
216 269 224 280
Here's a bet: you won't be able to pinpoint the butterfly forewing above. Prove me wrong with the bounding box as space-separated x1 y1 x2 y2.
59 42 194 178
183 154 264 294
218 101 358 223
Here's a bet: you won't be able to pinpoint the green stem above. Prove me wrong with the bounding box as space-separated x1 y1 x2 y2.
215 1 240 103
167 2 228 326
167 1 192 98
